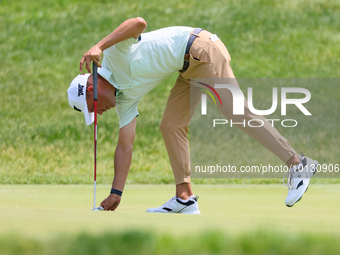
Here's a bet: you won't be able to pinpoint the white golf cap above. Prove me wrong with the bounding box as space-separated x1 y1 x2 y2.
67 73 93 125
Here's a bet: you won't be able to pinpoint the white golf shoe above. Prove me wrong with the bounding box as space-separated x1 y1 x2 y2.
284 154 318 207
146 195 201 214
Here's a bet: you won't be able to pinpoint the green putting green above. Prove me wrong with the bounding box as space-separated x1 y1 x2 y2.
1 184 339 239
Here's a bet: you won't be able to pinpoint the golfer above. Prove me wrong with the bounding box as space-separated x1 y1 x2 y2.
67 17 318 213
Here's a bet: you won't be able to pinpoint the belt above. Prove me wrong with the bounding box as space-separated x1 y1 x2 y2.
181 28 204 71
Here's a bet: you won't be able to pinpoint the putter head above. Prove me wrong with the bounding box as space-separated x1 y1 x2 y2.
92 206 104 211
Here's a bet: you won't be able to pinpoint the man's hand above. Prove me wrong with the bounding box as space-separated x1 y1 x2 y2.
79 18 146 73
100 194 122 211
80 44 103 73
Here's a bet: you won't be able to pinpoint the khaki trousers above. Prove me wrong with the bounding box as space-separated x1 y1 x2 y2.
160 30 295 185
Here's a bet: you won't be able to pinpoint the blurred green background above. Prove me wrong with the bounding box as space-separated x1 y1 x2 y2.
0 0 339 185
1 0 340 254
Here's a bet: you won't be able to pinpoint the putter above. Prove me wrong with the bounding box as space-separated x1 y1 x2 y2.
92 62 103 211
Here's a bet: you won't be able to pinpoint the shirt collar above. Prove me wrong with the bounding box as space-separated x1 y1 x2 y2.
98 67 112 82
98 67 118 96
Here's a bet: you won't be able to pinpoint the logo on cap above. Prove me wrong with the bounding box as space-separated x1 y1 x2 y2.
78 84 84 97
73 106 82 112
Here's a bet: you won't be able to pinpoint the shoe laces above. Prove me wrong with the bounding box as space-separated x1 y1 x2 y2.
283 163 303 189
283 172 293 189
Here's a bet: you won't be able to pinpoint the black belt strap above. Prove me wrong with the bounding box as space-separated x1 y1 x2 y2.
182 28 204 71
185 28 204 54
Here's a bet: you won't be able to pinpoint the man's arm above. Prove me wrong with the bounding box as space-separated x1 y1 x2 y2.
80 17 147 73
100 117 137 211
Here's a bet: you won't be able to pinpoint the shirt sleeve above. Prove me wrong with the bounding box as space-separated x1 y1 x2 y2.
115 90 140 129
115 37 139 51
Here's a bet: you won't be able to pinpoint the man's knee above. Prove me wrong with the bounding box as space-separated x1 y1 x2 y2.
159 118 172 134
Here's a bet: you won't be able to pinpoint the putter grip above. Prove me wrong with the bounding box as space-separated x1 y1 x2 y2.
93 62 98 100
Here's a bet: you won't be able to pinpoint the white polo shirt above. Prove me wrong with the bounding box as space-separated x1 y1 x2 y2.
98 26 194 128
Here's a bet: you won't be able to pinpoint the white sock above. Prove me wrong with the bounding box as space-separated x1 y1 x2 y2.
176 195 195 202
176 197 189 203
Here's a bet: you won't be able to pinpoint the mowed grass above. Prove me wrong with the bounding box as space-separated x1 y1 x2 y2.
0 184 340 254
1 0 340 184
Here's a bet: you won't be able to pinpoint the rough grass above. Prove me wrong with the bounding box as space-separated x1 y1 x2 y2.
1 230 340 255
0 0 339 184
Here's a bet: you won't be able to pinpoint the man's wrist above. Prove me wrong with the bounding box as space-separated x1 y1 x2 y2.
110 188 123 196
96 41 105 52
